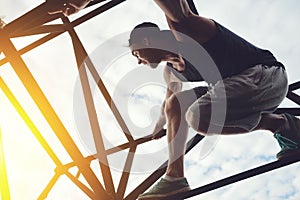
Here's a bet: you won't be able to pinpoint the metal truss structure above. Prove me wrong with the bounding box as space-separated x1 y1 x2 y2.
0 0 300 199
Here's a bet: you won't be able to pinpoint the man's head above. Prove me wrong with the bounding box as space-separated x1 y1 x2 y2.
129 22 177 68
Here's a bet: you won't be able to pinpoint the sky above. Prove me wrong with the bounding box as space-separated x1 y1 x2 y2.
1 0 300 200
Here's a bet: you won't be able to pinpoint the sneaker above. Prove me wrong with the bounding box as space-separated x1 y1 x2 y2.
137 178 191 200
274 113 300 160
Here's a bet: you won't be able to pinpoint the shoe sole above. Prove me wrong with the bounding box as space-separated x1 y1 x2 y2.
137 187 191 200
277 114 300 160
277 148 300 160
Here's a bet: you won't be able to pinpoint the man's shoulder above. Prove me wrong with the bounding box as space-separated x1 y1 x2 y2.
167 16 218 44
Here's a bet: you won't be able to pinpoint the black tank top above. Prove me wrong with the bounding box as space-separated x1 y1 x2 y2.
168 21 284 84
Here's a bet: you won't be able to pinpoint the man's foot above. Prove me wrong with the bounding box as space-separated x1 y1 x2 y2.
274 113 300 160
137 178 190 200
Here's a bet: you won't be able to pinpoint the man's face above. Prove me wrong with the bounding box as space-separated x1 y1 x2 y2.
131 48 163 69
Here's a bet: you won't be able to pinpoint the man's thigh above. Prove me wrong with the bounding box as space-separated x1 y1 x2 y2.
188 64 288 131
172 86 208 114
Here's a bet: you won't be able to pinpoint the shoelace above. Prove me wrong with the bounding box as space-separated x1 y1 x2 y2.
274 131 298 150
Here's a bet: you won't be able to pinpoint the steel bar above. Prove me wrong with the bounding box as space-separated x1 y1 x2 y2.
65 171 98 199
3 0 104 37
38 173 60 200
70 0 127 29
64 17 116 197
0 35 107 199
11 24 68 37
86 0 109 7
187 0 199 15
287 91 300 106
3 3 60 37
84 55 135 142
58 130 167 172
65 13 136 143
164 157 300 200
289 81 300 91
275 108 300 116
116 145 137 200
0 32 64 67
1 0 128 67
124 135 204 200
105 130 166 155
0 77 62 166
0 128 11 200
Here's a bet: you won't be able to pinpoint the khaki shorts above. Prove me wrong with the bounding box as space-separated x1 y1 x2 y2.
188 64 288 131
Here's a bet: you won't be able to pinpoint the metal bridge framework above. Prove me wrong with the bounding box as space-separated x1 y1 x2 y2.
0 0 300 199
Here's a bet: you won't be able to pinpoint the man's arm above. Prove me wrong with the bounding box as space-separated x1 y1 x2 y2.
152 66 182 139
154 0 194 22
154 0 217 44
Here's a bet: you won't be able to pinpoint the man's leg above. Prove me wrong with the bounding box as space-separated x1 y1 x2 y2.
138 87 207 199
188 113 286 135
164 93 192 178
186 65 287 134
186 65 300 159
165 87 210 178
224 113 300 159
257 113 300 159
254 113 285 132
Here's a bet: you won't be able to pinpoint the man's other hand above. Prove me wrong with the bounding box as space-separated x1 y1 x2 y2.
47 0 92 16
152 129 166 140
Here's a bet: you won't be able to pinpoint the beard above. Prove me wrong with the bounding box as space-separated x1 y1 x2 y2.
141 48 172 68
143 49 162 67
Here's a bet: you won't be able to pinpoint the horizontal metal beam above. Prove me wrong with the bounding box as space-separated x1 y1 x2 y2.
2 0 108 37
164 156 300 199
289 81 300 91
275 108 300 116
287 91 300 106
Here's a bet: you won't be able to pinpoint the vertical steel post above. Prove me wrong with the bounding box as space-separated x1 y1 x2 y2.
0 128 11 200
0 35 109 199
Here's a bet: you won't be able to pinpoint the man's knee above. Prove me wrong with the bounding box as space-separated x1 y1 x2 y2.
185 106 210 135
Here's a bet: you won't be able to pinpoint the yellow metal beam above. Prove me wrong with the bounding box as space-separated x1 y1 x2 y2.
0 128 11 200
0 36 107 198
0 77 62 166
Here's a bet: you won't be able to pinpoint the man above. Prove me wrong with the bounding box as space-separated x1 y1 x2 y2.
50 1 300 199
129 1 300 199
